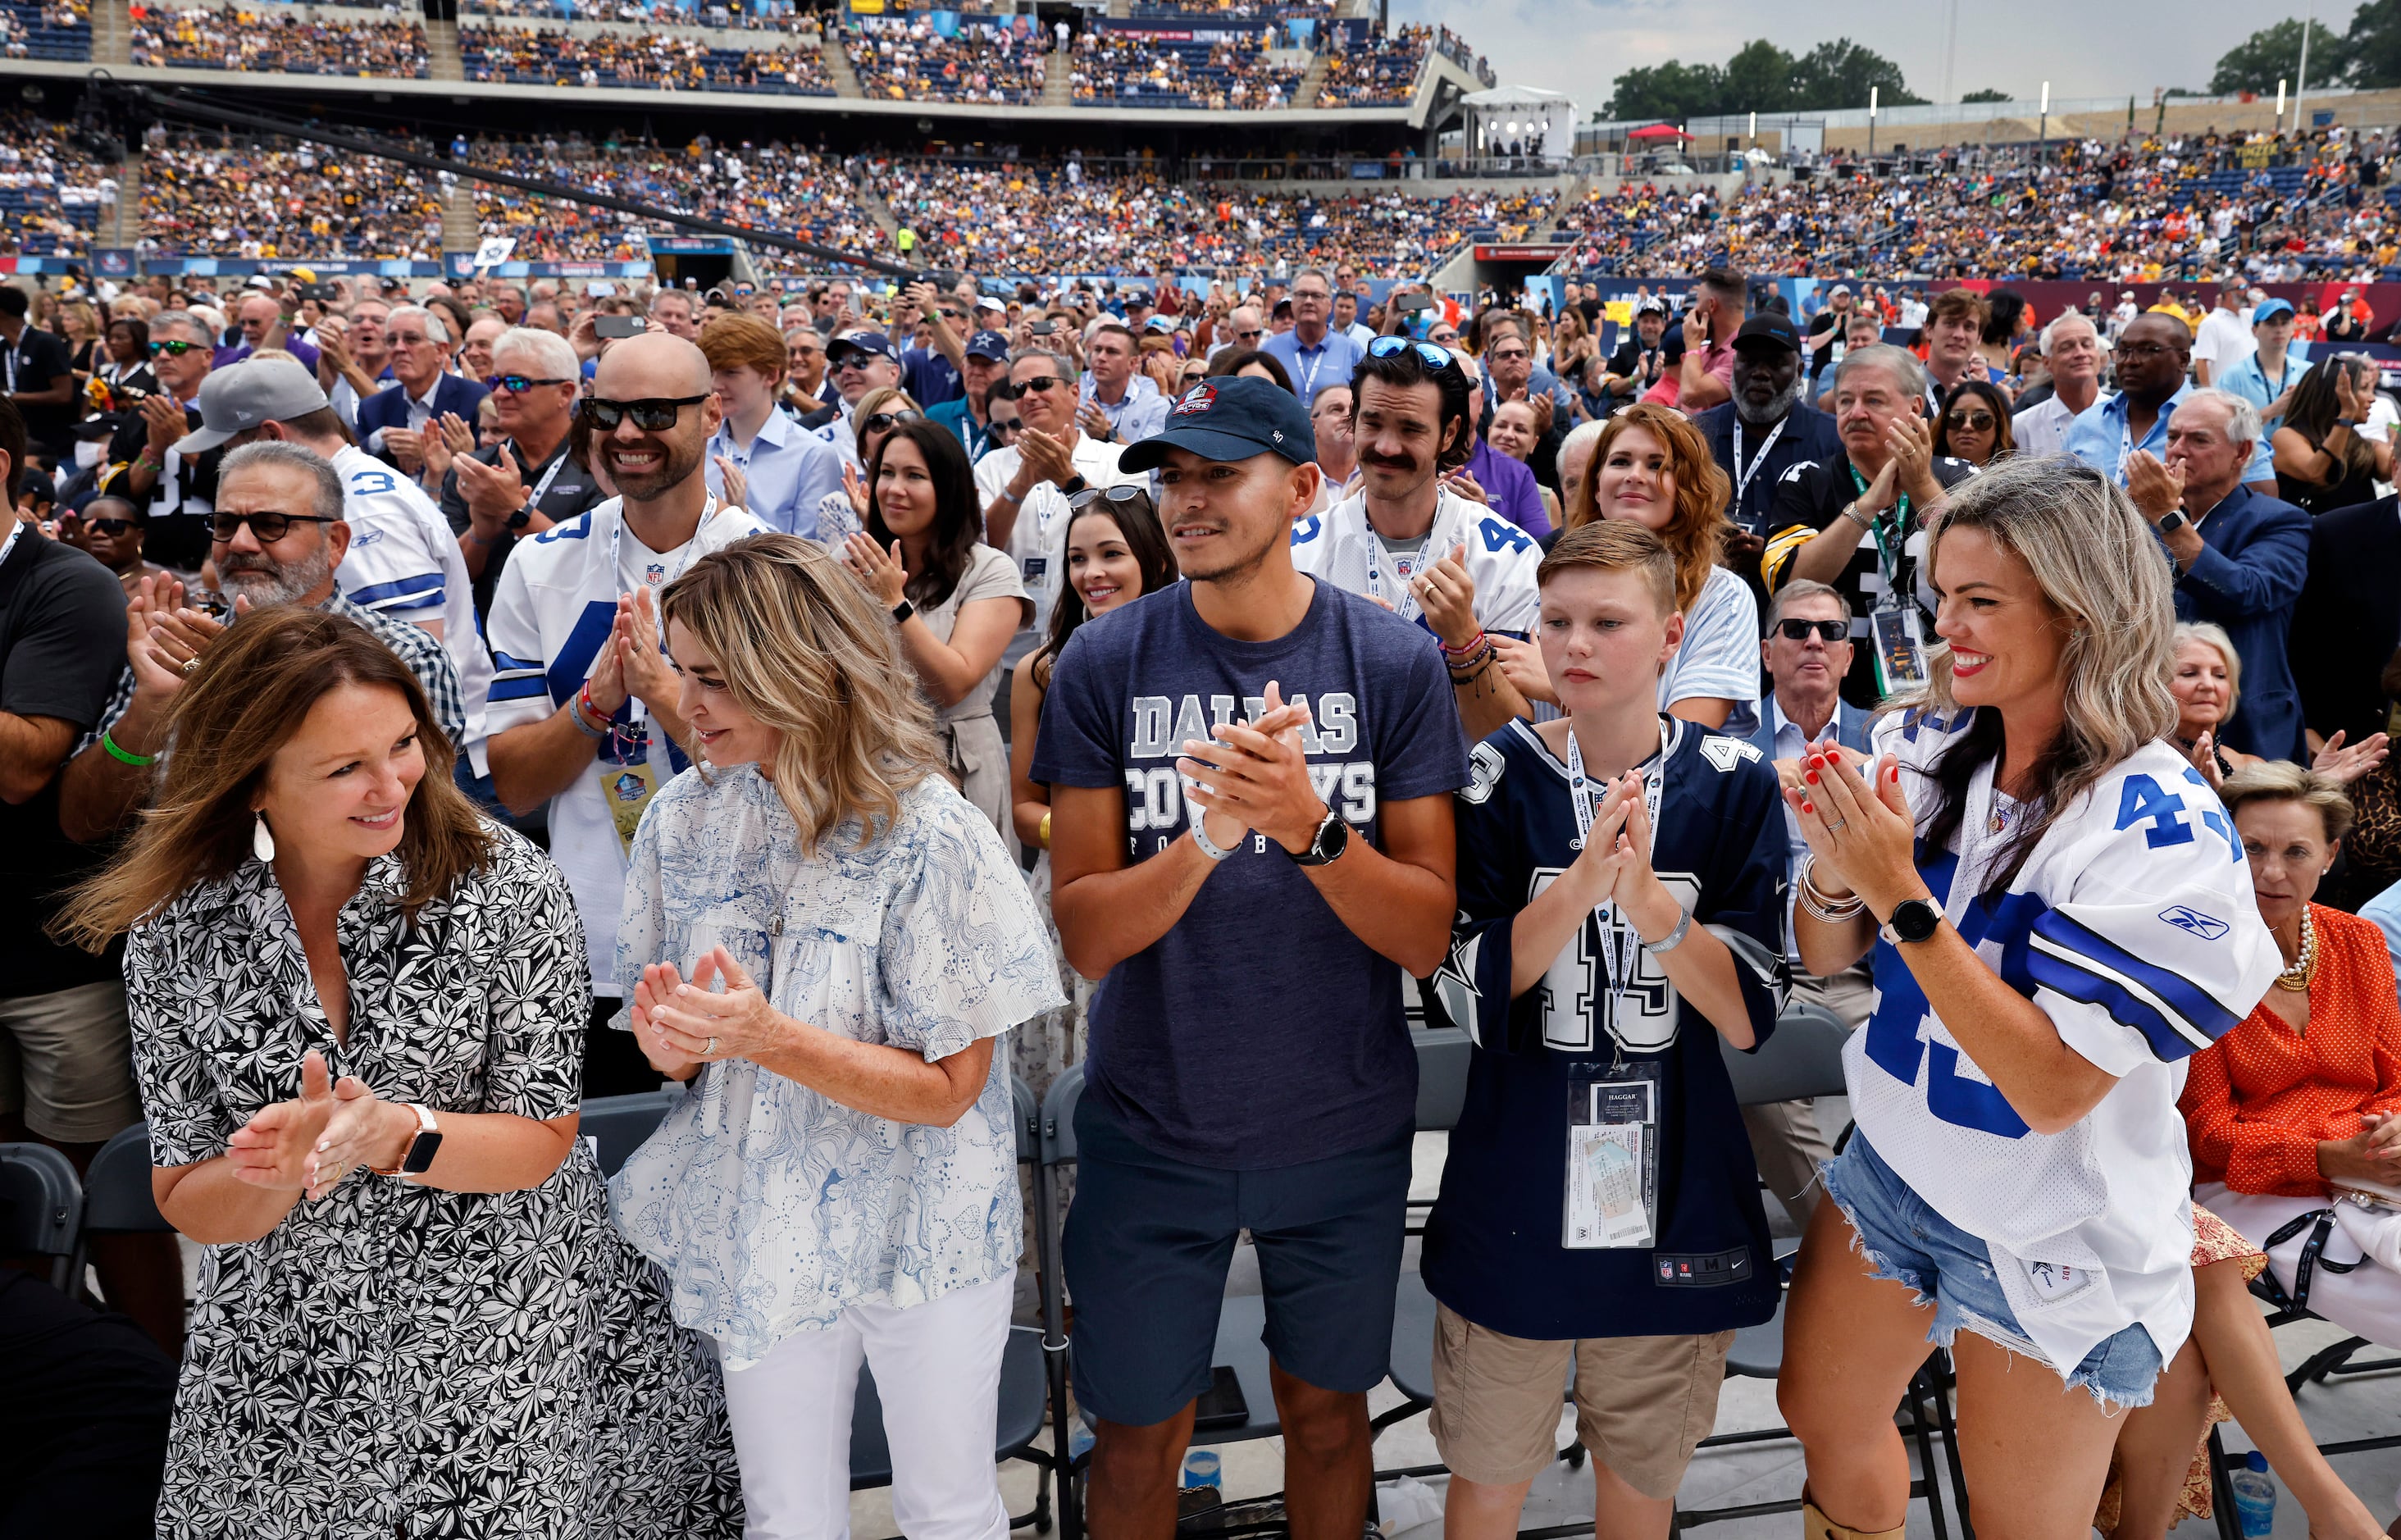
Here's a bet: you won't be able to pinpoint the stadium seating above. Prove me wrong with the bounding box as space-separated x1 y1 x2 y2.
131 5 427 77
458 25 833 94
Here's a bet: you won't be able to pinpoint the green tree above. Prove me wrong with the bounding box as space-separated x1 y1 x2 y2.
1959 87 2012 103
1789 39 1926 109
2348 0 2401 88
2208 16 2352 94
1720 39 1797 114
1604 59 1726 121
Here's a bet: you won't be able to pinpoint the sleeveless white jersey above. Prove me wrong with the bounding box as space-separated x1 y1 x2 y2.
1846 708 2280 1377
1289 488 1541 640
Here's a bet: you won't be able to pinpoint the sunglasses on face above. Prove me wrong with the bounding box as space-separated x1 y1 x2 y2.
486 373 572 394
1945 411 1996 431
863 409 924 434
1368 336 1457 372
989 419 1023 436
209 510 333 544
581 394 709 431
70 516 141 535
1234 328 1262 341
152 339 204 358
1015 375 1068 394
1775 618 1849 643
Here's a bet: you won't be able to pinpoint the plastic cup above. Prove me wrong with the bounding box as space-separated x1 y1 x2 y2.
1181 1449 1222 1490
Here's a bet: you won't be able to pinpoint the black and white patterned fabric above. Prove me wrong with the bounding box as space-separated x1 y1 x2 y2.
121 822 742 1538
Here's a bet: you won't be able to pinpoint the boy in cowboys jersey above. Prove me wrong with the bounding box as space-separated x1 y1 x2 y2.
1424 520 1788 1539
1291 339 1541 740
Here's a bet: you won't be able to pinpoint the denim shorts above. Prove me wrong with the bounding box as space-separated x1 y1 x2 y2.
1821 1133 2164 1409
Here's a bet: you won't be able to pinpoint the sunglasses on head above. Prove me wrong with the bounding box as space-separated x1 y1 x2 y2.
209 509 333 543
486 373 572 394
581 394 709 431
1775 618 1849 643
1368 336 1457 372
863 409 923 434
1945 410 1996 431
1067 483 1151 512
152 339 204 357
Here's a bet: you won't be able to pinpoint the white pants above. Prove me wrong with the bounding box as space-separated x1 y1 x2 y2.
721 1271 1017 1540
2197 1184 2401 1349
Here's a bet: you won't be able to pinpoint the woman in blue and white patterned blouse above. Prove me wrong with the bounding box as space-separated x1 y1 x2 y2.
610 531 1064 1540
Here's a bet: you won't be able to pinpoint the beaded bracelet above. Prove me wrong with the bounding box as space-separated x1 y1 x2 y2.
567 683 609 739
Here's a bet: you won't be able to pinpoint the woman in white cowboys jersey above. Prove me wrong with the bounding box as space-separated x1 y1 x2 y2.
1776 457 2280 1540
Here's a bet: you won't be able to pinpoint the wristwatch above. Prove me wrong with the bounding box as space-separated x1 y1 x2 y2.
371 1103 444 1177
891 599 915 625
1059 473 1090 496
2154 508 2191 535
1291 809 1352 867
506 502 535 531
1881 897 1943 946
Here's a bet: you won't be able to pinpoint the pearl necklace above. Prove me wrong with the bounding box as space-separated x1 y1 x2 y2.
2275 905 2318 994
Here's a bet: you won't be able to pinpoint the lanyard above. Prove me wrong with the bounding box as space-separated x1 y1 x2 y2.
1565 720 1668 1058
606 498 717 724
521 439 571 508
2 341 16 394
1360 495 1460 623
1729 415 1787 518
1847 462 1911 610
1292 340 1333 401
0 514 21 567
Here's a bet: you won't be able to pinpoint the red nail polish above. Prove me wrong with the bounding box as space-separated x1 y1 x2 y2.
1805 771 1819 784
1802 801 1814 815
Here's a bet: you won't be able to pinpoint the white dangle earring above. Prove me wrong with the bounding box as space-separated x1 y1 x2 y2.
253 813 276 863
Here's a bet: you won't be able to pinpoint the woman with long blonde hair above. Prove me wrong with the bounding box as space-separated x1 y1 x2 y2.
1775 457 2283 1538
608 532 1064 1538
56 606 740 1538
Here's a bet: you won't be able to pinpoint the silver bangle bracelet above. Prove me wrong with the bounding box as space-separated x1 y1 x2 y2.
1642 906 1693 956
1797 854 1868 922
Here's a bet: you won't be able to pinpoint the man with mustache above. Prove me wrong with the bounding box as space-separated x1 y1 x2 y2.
1692 314 1840 609
1292 342 1541 740
483 333 765 1096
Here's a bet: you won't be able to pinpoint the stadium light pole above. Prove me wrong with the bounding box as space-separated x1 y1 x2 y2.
2295 0 2314 136
1869 84 1879 160
2038 80 2048 164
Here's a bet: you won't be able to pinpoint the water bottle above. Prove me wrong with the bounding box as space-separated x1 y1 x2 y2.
2229 1449 2277 1539
1181 1449 1222 1490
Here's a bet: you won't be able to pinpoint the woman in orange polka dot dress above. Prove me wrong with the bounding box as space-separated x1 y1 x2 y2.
2160 763 2401 1535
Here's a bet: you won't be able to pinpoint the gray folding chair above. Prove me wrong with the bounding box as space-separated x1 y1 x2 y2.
0 1141 84 1292
579 1088 679 1178
84 1123 171 1236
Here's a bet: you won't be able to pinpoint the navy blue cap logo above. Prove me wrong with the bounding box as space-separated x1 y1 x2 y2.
1172 384 1218 417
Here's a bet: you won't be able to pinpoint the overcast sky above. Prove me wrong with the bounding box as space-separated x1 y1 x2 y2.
1390 0 2337 117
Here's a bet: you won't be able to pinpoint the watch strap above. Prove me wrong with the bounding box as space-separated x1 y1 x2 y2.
369 1102 440 1176
1292 809 1350 867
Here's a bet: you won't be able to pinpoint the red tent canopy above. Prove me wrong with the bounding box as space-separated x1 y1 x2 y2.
1626 123 1691 140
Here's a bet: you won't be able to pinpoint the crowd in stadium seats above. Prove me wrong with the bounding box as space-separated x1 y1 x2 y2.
138 130 444 257
843 19 1046 106
1314 21 1424 107
464 0 820 30
0 0 91 59
458 23 831 92
464 134 880 260
0 112 107 255
1556 129 2401 285
130 6 429 76
1066 30 1302 110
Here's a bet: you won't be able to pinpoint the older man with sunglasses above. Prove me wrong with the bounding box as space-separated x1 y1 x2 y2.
98 309 219 572
440 327 607 617
483 333 764 1096
57 440 464 847
977 348 1145 681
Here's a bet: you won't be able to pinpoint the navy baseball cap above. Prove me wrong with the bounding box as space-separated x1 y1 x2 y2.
964 329 1011 361
2252 298 2296 324
828 330 900 365
1733 313 1802 353
1120 376 1317 472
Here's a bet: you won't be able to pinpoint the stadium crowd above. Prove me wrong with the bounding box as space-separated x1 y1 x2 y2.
843 16 1046 105
1313 21 1426 107
463 0 822 30
0 111 109 256
137 129 446 259
459 23 830 92
1065 30 1303 109
16 230 2401 1540
129 5 430 76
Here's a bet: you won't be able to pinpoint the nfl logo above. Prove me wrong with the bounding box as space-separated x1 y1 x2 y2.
1172 383 1218 417
645 563 666 585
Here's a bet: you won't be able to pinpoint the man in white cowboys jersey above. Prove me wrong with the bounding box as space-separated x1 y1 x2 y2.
1292 338 1541 740
1424 521 1788 1540
484 334 764 1095
1033 376 1465 1540
168 358 493 777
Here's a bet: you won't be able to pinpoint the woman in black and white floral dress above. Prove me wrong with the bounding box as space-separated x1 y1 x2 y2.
56 602 741 1539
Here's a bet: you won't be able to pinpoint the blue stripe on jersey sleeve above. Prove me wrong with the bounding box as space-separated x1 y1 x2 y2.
346 572 445 610
491 650 544 673
2015 909 2233 1062
487 676 551 703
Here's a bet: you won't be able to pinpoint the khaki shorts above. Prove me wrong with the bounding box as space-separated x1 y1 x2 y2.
0 979 143 1143
1427 1301 1733 1500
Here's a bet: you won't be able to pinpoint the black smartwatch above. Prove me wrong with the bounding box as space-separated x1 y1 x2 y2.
506 502 534 531
372 1103 443 1178
1882 897 1943 945
1291 809 1351 867
891 599 915 625
1059 473 1090 497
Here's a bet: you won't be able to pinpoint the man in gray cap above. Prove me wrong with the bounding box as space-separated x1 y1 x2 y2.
171 358 489 773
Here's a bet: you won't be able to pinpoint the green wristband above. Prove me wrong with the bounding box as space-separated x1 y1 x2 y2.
101 729 155 767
